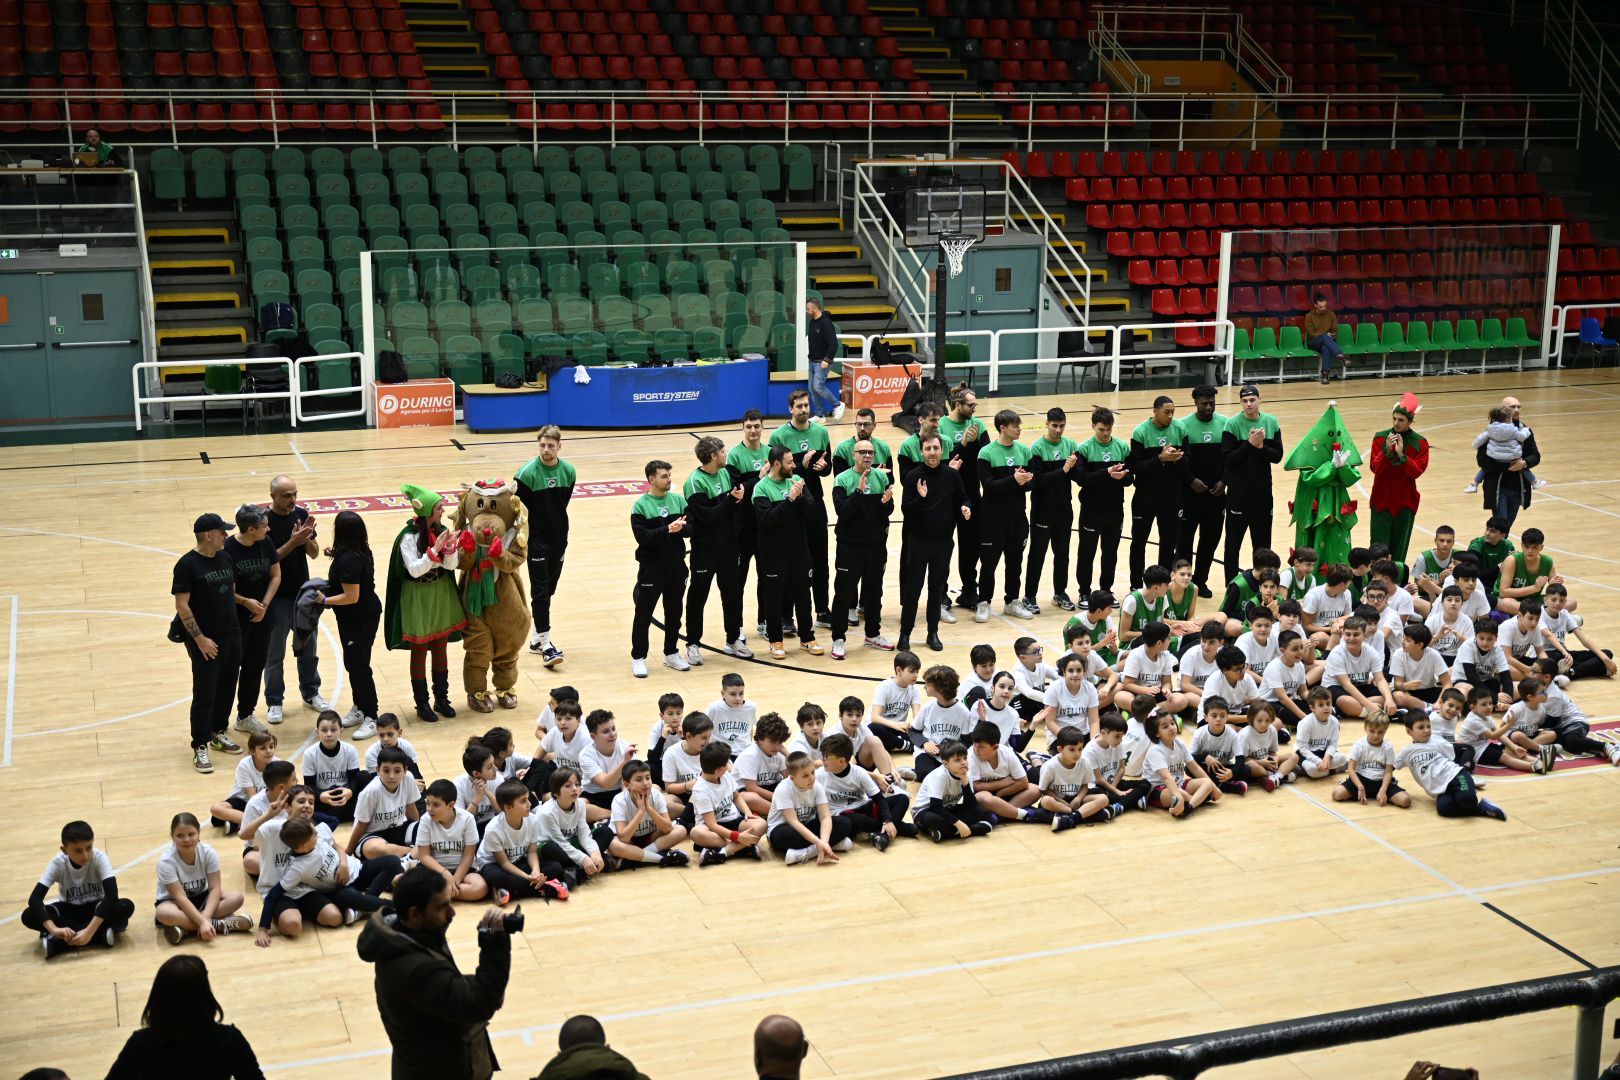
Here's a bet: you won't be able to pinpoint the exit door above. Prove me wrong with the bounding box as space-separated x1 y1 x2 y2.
942 243 1043 364
0 269 143 423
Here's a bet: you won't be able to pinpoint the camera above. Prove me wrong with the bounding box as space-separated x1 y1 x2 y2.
501 905 524 933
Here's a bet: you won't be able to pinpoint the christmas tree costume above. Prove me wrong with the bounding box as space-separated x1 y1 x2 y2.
1368 393 1429 567
453 479 530 713
1284 402 1362 568
384 484 468 724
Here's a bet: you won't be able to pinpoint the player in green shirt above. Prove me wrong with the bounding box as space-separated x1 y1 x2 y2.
684 435 751 663
1176 386 1227 598
628 460 689 678
937 386 989 610
514 424 575 667
1220 384 1283 587
768 389 834 625
753 445 821 655
1024 406 1081 612
1074 407 1132 602
727 409 770 637
975 409 1038 620
1467 516 1515 595
1127 396 1187 590
897 400 945 483
833 407 895 476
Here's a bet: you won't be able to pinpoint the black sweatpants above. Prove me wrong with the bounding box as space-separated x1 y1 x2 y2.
526 545 565 636
955 512 981 605
1179 490 1225 588
840 795 918 837
1434 771 1483 817
336 610 380 720
1554 721 1611 757
899 534 953 639
1076 505 1123 598
1564 648 1614 681
1223 500 1272 585
915 798 990 839
235 611 273 719
687 542 743 647
479 853 569 897
767 816 855 854
761 561 814 642
831 540 886 641
185 632 242 749
1129 494 1181 588
22 897 134 936
1025 506 1074 601
632 564 686 659
977 514 1028 605
803 498 832 619
736 523 767 627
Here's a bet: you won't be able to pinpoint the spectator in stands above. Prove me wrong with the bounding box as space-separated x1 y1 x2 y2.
804 300 844 422
1476 396 1541 528
75 128 117 166
1303 294 1344 384
536 1015 648 1080
754 1015 808 1080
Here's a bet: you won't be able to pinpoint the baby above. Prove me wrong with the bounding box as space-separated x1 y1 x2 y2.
1473 405 1529 465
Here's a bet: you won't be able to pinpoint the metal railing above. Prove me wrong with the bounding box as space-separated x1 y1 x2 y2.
849 165 933 332
836 318 1235 391
131 352 365 431
1549 301 1620 363
1541 0 1620 149
935 965 1619 1080
1088 21 1151 94
1000 164 1093 329
1091 5 1292 97
0 87 1585 156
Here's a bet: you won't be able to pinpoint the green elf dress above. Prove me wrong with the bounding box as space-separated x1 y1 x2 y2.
384 483 468 723
1284 403 1362 568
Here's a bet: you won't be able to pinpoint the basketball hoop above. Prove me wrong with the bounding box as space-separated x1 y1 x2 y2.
939 232 977 278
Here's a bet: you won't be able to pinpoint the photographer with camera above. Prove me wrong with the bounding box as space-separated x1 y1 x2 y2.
357 864 515 1080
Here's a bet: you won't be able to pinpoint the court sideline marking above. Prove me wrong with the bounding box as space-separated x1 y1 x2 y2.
289 438 311 472
3 595 16 767
256 861 1620 1073
1289 787 1599 966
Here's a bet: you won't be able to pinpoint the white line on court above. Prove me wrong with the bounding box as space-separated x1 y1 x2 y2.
0 844 167 927
289 438 311 472
4 595 16 768
1535 489 1620 522
258 862 1620 1073
1288 785 1476 897
19 697 192 739
0 525 179 557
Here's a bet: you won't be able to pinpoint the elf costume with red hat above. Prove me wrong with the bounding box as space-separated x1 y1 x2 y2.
1368 393 1429 566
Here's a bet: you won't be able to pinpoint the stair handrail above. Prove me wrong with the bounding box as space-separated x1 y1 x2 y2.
996 162 1093 330
1538 0 1620 149
1230 16 1293 97
1088 11 1152 94
849 162 933 336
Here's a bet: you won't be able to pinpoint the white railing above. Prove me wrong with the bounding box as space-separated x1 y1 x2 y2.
1090 4 1291 96
294 352 369 423
1088 20 1151 94
835 319 1235 391
2 87 1584 156
849 165 931 331
131 353 366 431
1541 0 1620 150
1549 302 1620 364
1000 165 1093 329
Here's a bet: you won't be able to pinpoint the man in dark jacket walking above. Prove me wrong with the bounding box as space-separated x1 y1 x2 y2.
357 865 512 1080
805 299 843 420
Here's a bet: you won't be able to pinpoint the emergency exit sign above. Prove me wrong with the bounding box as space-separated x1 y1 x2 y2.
0 249 17 259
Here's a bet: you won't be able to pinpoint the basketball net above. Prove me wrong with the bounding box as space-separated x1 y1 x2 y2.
940 233 976 278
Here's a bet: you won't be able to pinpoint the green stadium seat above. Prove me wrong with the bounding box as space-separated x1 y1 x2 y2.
644 145 677 179
784 145 813 193
389 300 429 338
465 266 502 306
537 145 570 176
1251 326 1282 359
547 263 581 297
381 266 418 304
661 173 692 201
489 333 525 380
434 172 469 205
523 203 558 234
1381 322 1413 353
350 147 383 176
304 302 342 338
575 145 605 174
556 296 594 335
610 146 641 175
1405 321 1434 354
235 173 271 210
1503 318 1539 349
680 145 711 174
432 301 472 340
500 146 534 174
528 331 567 358
749 145 781 193
231 148 267 176
464 146 498 175
613 329 652 364
639 294 673 331
310 147 345 176
598 296 635 334
422 264 459 305
425 145 459 175
270 147 306 176
622 171 656 206
552 173 583 203
506 264 542 302
387 147 422 176
474 299 513 336
652 328 689 362
625 262 661 299
151 148 186 200
443 333 484 385
373 236 408 276
587 263 621 300
401 335 442 380
192 148 227 200
691 326 724 358
516 298 554 335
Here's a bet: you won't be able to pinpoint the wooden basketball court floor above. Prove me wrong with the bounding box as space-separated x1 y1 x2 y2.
0 370 1616 1079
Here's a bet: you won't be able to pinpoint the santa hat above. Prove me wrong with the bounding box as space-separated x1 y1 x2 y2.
1392 392 1421 420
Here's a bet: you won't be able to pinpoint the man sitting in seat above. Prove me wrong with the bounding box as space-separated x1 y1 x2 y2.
1303 293 1343 385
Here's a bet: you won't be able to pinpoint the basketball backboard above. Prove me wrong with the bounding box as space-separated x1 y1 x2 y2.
904 183 988 248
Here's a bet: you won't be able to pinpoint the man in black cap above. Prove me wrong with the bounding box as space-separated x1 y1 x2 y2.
172 512 245 773
1221 383 1283 583
1177 386 1227 598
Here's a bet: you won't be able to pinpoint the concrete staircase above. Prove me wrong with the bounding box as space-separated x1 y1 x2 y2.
403 0 513 124
778 199 917 348
144 208 253 391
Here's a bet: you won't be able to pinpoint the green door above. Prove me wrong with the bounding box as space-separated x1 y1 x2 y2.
0 272 52 422
943 242 1043 367
44 270 143 420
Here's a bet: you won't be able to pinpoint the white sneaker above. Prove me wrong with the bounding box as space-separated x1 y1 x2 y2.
1570 613 1584 628
1555 674 1571 688
783 847 815 865
864 634 894 651
303 694 332 711
1462 482 1478 493
975 602 990 623
832 402 846 420
266 705 284 725
686 643 704 667
725 638 755 659
1533 478 1549 489
632 658 649 678
234 713 269 735
810 415 826 425
1003 601 1035 620
831 639 846 660
664 652 691 672
834 836 854 851
529 632 545 654
938 604 958 624
340 707 364 728
352 717 377 740
756 620 768 638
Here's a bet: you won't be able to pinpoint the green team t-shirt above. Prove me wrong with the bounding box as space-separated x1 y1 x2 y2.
833 466 891 497
898 433 926 462
1222 411 1282 443
1280 568 1318 601
1027 433 1080 464
834 435 893 470
683 465 733 502
1076 435 1127 466
1122 588 1169 650
1416 550 1453 578
514 457 576 492
754 473 794 504
769 421 831 457
726 442 768 478
979 440 1032 471
632 491 687 521
1176 412 1227 448
1130 417 1185 452
937 414 984 451
1063 611 1116 665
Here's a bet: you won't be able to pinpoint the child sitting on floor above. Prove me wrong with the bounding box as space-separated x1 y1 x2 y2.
22 820 136 958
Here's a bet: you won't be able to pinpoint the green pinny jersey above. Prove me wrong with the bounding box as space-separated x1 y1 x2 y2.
1123 588 1169 651
1063 611 1116 666
1502 551 1553 601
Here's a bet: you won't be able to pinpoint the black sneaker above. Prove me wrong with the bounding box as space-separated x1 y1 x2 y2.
927 826 945 843
699 847 727 867
733 843 763 861
969 820 993 836
41 933 69 959
1023 808 1054 825
1109 801 1125 818
871 831 890 852
541 644 564 668
1195 583 1213 598
659 849 691 867
896 636 911 653
1277 727 1292 744
1477 800 1508 821
926 632 944 652
1019 597 1041 616
1052 813 1079 833
1053 593 1076 611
